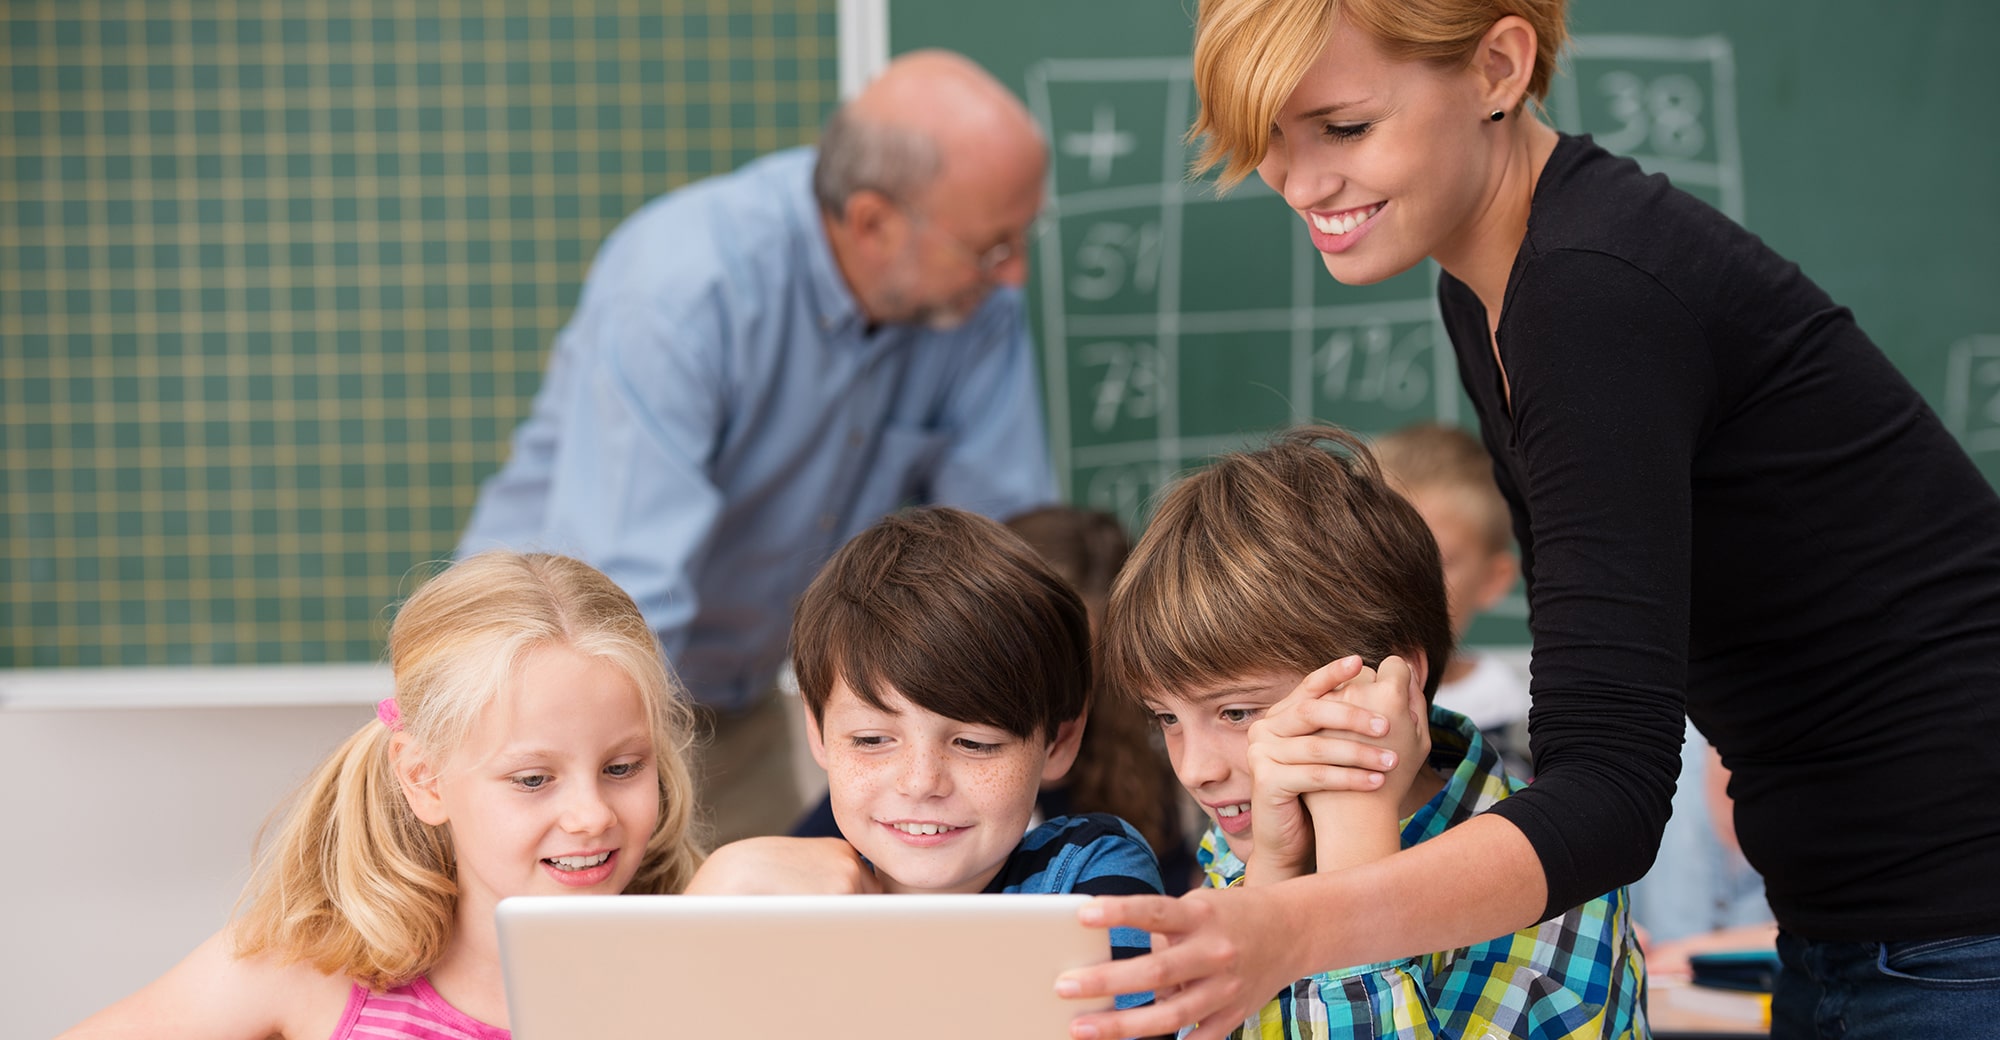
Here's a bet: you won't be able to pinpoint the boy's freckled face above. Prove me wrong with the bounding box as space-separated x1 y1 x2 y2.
1143 671 1302 863
807 679 1057 895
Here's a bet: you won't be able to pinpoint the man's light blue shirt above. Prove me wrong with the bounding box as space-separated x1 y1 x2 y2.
459 147 1056 711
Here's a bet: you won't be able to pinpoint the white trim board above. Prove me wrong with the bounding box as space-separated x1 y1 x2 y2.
0 664 392 711
839 0 889 97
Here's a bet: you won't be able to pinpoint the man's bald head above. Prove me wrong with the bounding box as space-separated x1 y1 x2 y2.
813 50 1045 216
813 51 1047 329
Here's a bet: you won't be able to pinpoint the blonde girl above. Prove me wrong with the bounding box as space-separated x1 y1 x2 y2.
1057 2 2000 1039
60 551 704 1039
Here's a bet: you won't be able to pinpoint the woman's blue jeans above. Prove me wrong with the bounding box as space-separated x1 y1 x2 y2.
1772 930 2000 1038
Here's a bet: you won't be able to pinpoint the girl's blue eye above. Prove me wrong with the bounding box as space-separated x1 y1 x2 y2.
605 760 644 779
1323 122 1372 141
514 773 552 790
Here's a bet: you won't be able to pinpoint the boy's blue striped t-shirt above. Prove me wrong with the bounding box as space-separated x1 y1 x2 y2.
983 812 1163 1010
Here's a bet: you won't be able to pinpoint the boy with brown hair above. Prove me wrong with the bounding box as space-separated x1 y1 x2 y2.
690 505 1163 1009
787 506 1194 893
1098 425 1645 1038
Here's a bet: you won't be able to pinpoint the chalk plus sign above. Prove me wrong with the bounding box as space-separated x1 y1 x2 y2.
1061 103 1137 183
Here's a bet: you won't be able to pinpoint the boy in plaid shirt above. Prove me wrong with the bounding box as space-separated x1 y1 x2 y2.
1098 426 1647 1039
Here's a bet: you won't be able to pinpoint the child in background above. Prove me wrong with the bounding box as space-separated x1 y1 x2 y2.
1371 422 1533 776
59 552 706 1040
1099 426 1646 1038
1003 505 1199 894
692 506 1163 1008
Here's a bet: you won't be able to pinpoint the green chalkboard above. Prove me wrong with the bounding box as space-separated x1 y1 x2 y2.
8 2 1997 669
1 1 839 667
893 0 2000 646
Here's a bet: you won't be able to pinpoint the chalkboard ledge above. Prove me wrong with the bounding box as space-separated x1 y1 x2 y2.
0 649 1529 712
0 664 391 712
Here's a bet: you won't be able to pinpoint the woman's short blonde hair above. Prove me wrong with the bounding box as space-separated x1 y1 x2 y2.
1190 0 1569 186
233 551 705 989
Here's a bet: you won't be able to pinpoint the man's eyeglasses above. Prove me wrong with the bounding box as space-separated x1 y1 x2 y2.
897 203 1050 277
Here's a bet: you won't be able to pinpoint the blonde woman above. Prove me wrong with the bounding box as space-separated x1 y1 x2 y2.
60 552 705 1039
1058 1 2000 1038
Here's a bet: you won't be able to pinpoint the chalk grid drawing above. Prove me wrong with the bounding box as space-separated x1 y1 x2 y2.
1947 336 2000 458
1550 35 1745 222
1025 37 1746 530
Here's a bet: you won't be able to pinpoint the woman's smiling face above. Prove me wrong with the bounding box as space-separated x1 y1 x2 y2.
1255 16 1498 286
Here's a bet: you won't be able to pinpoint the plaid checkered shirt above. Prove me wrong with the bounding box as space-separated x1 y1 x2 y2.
1192 707 1651 1040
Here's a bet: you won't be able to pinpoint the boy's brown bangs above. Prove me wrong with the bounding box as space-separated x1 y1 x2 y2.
793 507 1092 743
1102 426 1454 708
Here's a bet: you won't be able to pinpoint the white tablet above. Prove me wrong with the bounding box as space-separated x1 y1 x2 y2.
496 893 1115 1039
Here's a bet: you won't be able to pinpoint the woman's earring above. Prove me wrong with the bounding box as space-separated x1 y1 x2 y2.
1488 109 1506 122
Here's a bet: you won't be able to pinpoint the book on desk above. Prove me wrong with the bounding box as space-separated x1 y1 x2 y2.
1650 949 1779 1039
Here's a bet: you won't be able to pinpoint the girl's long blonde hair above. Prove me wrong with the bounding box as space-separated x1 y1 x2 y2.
233 551 705 989
1189 0 1569 187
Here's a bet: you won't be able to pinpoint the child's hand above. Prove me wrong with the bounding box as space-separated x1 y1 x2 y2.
1310 654 1429 802
682 836 883 895
1300 656 1431 870
1246 656 1431 877
1240 656 1376 882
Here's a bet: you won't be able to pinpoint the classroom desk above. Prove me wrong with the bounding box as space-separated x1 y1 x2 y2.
1648 977 1770 1039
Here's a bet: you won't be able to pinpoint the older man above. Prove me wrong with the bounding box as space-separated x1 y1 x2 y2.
458 51 1056 841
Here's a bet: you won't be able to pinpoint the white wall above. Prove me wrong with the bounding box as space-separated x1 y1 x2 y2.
1 701 375 1038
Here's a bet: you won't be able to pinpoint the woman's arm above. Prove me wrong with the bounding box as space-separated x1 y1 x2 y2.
1471 248 1704 915
1059 815 1546 1040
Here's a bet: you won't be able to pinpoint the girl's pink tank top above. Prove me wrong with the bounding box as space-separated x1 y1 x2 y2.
329 977 511 1040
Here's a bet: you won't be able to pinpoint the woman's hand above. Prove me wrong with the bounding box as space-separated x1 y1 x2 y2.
681 836 882 895
1061 814 1552 1040
1057 885 1313 1040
